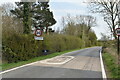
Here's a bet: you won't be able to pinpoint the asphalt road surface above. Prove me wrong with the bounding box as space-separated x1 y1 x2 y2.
2 47 102 78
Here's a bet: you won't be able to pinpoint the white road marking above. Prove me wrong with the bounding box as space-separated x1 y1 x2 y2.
0 61 40 74
0 56 74 74
100 49 107 79
40 56 74 65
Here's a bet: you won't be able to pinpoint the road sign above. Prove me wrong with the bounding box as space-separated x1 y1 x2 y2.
34 36 43 40
115 28 120 36
34 29 43 40
34 29 42 37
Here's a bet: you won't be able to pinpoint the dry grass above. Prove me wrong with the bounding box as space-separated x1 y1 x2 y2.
104 46 118 64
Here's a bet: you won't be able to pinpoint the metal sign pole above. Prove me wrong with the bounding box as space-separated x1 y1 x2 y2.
118 36 120 65
118 4 120 76
116 29 120 77
117 9 120 77
116 28 120 78
118 34 120 78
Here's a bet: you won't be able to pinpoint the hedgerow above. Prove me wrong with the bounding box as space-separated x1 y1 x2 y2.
2 33 83 63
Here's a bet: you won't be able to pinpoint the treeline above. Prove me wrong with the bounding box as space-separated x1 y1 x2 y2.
60 15 98 47
2 33 83 63
2 2 98 63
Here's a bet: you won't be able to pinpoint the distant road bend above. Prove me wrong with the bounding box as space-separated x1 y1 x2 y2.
2 47 102 78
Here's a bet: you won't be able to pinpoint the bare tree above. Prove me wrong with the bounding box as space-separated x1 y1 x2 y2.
61 14 76 35
88 0 120 40
1 2 14 17
2 16 23 35
61 14 97 47
117 1 120 28
75 15 96 32
1 3 23 35
65 14 75 25
61 16 66 29
61 14 96 36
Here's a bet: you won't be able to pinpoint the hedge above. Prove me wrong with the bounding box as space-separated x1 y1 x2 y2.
2 33 83 63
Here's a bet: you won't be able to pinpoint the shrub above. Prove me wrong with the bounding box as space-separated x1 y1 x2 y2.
2 33 83 63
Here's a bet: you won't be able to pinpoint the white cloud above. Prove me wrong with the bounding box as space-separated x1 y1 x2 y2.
0 0 20 5
50 0 87 7
52 9 86 15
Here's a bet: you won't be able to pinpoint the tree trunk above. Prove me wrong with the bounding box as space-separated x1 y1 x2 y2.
45 26 48 34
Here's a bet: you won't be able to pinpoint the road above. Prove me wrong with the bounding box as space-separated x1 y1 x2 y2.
2 47 102 78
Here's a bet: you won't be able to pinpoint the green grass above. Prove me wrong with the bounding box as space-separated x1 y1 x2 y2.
2 48 81 71
102 53 120 78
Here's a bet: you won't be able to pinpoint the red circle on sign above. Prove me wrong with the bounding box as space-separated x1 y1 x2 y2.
34 29 42 37
115 28 120 36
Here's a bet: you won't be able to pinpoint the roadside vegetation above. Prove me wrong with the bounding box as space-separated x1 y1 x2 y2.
99 39 120 78
1 1 98 71
88 1 120 78
102 53 119 78
2 33 83 63
1 2 120 79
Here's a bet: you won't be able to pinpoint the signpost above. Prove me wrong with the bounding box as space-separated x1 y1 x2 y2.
34 29 43 40
116 28 120 57
115 28 120 36
115 28 120 72
115 28 120 56
115 4 120 76
34 36 43 40
34 29 42 37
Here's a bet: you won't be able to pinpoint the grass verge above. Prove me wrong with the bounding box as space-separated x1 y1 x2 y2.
2 48 81 71
102 53 119 78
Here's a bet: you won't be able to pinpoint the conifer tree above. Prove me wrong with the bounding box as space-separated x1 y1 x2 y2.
11 2 31 34
32 2 56 33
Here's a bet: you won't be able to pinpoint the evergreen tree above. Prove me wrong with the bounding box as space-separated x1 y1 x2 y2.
11 2 31 34
32 2 56 33
11 1 56 34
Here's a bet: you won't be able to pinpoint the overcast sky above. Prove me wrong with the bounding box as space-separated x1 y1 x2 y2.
0 0 110 39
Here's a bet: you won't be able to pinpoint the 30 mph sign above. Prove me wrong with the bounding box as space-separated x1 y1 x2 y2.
115 28 120 36
34 29 42 37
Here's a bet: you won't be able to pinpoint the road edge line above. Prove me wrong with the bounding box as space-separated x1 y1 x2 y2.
0 56 74 74
0 61 40 74
0 49 82 74
1 47 101 75
100 48 107 79
0 51 76 74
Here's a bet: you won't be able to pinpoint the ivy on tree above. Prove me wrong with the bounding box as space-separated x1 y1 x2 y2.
11 2 31 34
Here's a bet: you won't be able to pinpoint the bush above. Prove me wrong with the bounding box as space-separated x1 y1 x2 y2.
2 33 83 63
3 34 38 63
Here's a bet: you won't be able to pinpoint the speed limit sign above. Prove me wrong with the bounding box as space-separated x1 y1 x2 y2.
34 29 42 37
115 28 120 36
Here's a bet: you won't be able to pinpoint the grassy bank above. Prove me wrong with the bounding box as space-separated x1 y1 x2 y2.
102 53 119 78
2 48 81 71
